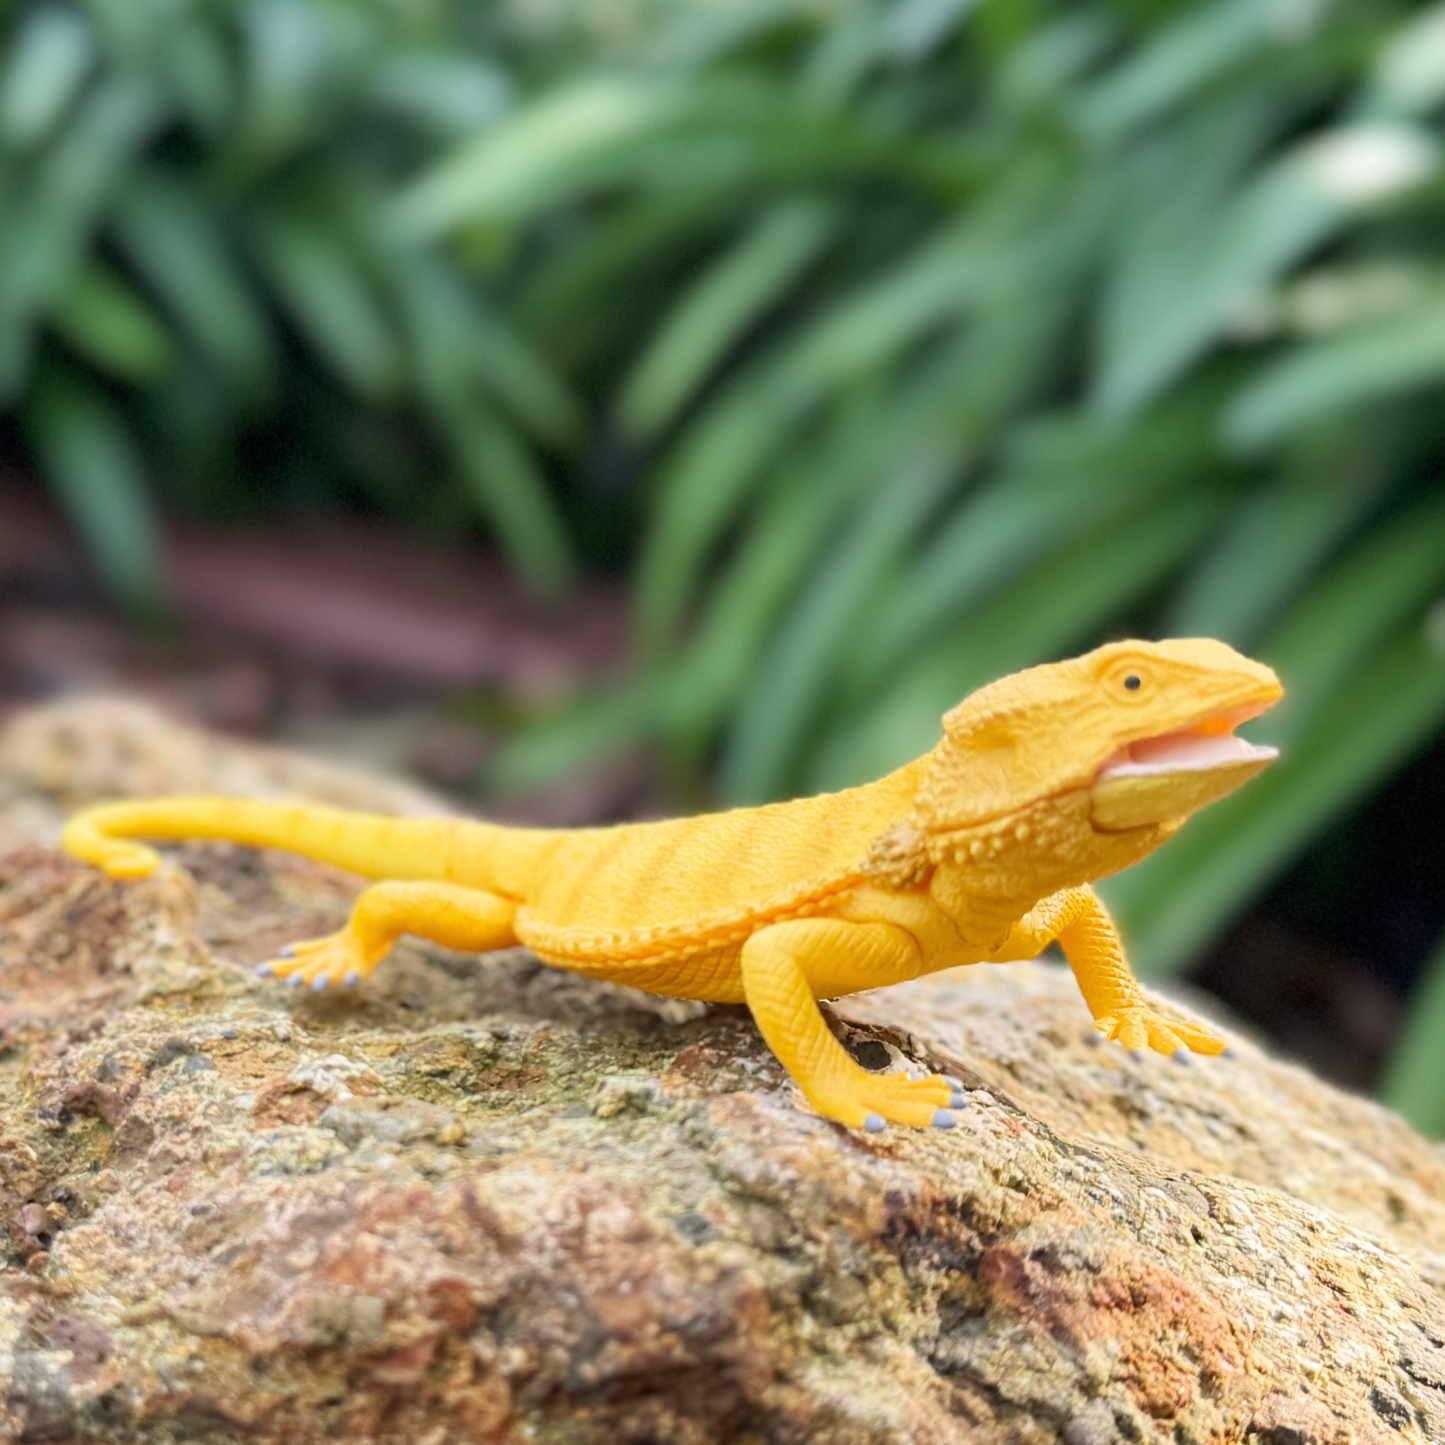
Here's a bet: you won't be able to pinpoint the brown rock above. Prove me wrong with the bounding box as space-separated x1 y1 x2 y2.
0 698 1442 1443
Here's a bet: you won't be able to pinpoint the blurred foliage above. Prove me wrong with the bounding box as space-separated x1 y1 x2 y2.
0 0 581 605
1380 925 1445 1135
4 0 1445 1120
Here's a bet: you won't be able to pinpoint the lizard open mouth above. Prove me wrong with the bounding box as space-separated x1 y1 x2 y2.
1089 704 1278 831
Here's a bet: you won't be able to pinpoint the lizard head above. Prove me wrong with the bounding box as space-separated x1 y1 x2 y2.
887 638 1283 894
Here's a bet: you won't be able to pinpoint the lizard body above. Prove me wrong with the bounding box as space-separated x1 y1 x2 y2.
64 638 1282 1131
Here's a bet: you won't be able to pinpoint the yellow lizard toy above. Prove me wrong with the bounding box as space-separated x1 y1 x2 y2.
63 638 1281 1132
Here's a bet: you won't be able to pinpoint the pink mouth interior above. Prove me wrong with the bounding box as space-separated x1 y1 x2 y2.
1096 715 1278 781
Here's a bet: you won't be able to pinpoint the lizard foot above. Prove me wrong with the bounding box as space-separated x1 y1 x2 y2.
259 931 380 991
808 1071 968 1132
1093 1004 1225 1058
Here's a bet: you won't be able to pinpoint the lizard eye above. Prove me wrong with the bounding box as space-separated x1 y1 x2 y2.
1123 674 1142 691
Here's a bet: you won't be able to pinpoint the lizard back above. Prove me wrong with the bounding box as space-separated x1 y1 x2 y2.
503 758 928 962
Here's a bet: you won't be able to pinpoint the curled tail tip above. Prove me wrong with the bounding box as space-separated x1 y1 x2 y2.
101 852 162 880
61 813 161 879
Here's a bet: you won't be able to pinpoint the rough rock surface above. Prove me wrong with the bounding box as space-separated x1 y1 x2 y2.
1 698 1444 1445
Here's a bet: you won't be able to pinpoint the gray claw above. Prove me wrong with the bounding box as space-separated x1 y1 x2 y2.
279 944 296 959
286 974 305 989
907 1069 925 1081
342 969 360 989
255 962 273 977
1171 1047 1191 1066
1222 1044 1238 1059
311 975 329 992
1129 1047 1146 1063
942 1074 963 1091
949 1091 968 1109
863 1113 886 1133
932 1108 956 1130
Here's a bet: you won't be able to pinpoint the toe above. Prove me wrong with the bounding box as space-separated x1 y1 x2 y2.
1176 1023 1227 1056
1116 1017 1149 1052
258 933 377 991
813 1069 964 1131
858 1073 963 1129
1147 1023 1186 1056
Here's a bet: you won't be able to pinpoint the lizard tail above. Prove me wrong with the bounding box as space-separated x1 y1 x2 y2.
62 797 473 883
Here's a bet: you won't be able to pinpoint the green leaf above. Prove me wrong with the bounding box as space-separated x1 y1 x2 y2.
462 294 585 446
784 170 1061 390
634 173 1095 658
630 216 980 650
848 404 1213 692
252 210 404 402
1093 156 1341 418
1224 289 1445 450
515 186 735 348
1092 85 1288 400
486 682 659 799
1378 929 1445 1137
1366 2 1445 118
112 169 274 396
395 76 679 235
0 4 95 148
655 474 848 748
1072 0 1298 145
161 20 236 138
1097 118 1437 418
27 371 165 618
620 197 836 438
435 396 576 601
719 446 956 803
634 362 813 653
235 0 372 162
1165 462 1392 646
1256 494 1445 741
387 242 583 445
51 259 175 382
0 74 160 397
648 357 993 758
371 51 512 139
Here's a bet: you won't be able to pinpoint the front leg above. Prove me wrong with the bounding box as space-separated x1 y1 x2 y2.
740 919 965 1131
262 881 518 990
1012 887 1225 1057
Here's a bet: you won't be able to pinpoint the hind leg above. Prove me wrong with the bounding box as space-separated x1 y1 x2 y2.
262 881 517 990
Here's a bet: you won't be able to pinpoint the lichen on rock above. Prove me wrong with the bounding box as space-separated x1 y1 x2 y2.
0 698 1443 1443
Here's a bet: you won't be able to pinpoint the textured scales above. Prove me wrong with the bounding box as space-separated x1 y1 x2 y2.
513 759 927 971
63 638 1283 1131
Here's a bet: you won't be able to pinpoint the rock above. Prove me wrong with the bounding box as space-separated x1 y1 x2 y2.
0 698 1443 1444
